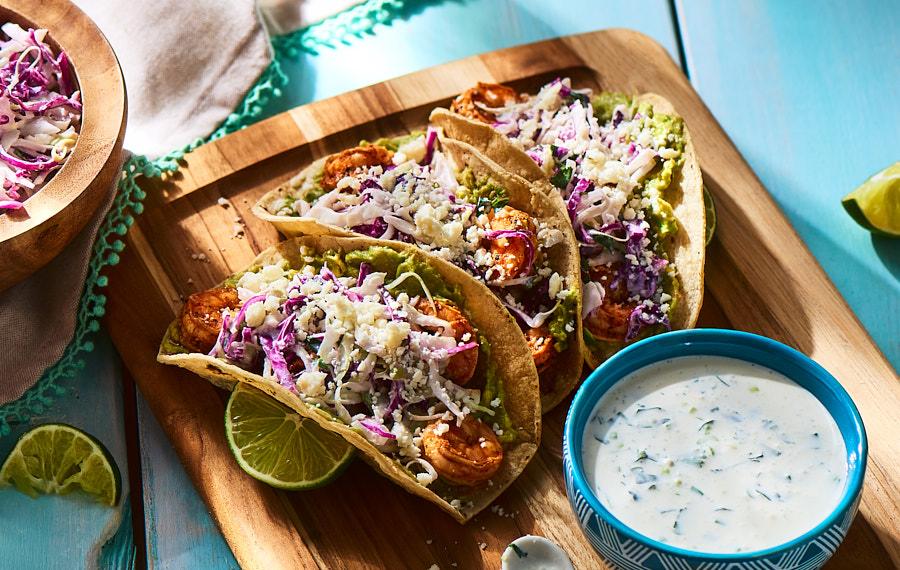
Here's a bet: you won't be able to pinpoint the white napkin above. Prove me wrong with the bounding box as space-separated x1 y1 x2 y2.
79 0 274 160
0 0 272 405
258 0 364 35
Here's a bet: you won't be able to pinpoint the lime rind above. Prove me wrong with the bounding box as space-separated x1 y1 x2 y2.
841 197 898 238
0 423 122 506
842 161 900 238
225 384 355 490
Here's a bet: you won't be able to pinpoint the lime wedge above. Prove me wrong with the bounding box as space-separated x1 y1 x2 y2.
0 423 121 506
225 383 355 490
703 184 717 245
842 161 900 237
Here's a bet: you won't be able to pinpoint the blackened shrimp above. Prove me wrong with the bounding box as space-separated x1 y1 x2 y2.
485 206 537 281
584 300 635 342
449 82 520 124
525 325 555 373
414 298 478 385
584 263 634 342
320 144 394 191
178 287 240 353
421 416 502 486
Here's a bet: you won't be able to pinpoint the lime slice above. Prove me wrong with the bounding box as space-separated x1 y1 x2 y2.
842 160 900 237
225 383 355 490
703 184 717 245
0 423 121 506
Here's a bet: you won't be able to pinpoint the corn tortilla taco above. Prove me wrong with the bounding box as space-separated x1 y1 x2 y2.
252 130 583 412
157 236 541 523
430 78 706 368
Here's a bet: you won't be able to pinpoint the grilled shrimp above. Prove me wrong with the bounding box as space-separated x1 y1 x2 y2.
583 300 635 342
414 298 478 385
422 416 502 486
449 82 520 123
583 262 634 342
320 144 394 191
179 287 240 353
525 324 555 373
589 262 629 304
485 206 537 281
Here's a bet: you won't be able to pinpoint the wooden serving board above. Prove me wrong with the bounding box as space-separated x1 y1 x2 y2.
104 30 900 569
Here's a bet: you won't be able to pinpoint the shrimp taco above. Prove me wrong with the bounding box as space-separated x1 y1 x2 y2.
157 236 541 523
430 78 706 368
252 130 583 412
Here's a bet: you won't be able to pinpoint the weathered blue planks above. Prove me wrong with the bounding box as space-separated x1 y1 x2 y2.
0 331 133 569
137 393 239 569
676 0 900 372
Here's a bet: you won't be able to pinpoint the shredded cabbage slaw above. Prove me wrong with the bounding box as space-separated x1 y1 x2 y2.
266 130 574 341
0 23 81 211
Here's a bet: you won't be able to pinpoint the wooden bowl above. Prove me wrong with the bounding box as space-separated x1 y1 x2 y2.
0 0 126 292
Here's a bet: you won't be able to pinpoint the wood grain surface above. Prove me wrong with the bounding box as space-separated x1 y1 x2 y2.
0 0 126 291
103 30 900 569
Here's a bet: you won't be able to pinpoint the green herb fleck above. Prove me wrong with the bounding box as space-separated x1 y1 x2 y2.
510 544 527 558
550 163 573 188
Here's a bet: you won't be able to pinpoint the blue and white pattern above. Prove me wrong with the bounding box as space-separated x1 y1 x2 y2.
562 451 860 570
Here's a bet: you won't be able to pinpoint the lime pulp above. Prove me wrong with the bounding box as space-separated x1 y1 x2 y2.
225 383 355 490
0 423 121 506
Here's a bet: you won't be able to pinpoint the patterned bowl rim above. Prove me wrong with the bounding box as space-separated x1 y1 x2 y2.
563 328 868 561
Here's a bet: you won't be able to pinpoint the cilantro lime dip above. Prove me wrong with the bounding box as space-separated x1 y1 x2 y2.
582 355 847 553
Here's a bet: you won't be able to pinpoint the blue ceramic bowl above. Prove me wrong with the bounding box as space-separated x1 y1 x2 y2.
563 329 867 570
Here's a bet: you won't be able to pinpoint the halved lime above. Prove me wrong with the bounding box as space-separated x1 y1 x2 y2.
0 423 121 506
225 383 355 490
842 160 900 238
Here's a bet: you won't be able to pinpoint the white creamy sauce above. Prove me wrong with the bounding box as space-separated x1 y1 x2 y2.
581 355 847 554
501 535 575 570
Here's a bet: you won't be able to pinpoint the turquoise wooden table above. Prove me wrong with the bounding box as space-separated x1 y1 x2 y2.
1 0 898 567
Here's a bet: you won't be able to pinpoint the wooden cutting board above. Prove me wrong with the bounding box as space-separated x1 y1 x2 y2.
104 29 900 569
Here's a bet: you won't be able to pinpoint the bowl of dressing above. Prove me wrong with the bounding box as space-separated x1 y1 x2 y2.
563 329 867 570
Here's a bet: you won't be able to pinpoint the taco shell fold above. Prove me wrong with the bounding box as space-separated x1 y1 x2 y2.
430 88 706 370
158 235 541 523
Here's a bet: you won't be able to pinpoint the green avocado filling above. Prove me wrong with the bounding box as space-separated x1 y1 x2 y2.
633 101 685 241
455 168 510 215
295 169 327 206
475 333 514 444
361 130 425 152
341 246 462 303
160 320 188 355
547 289 578 352
591 91 631 124
591 94 686 242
